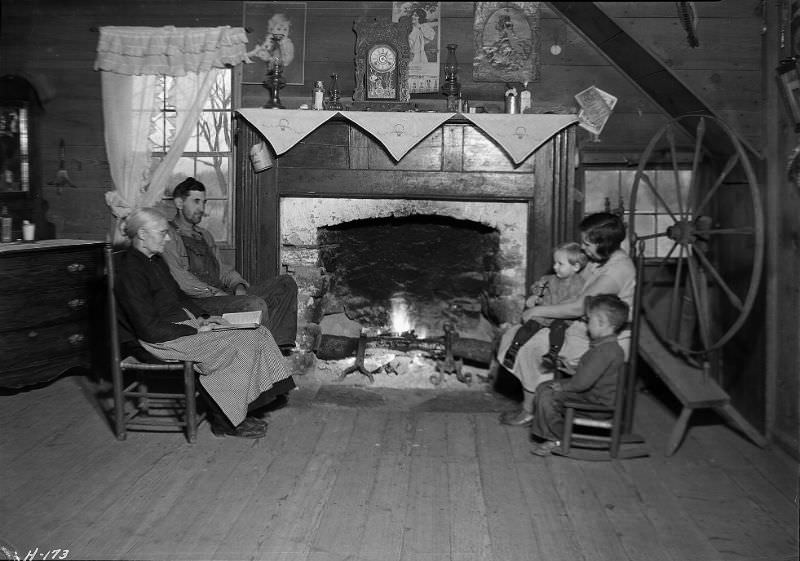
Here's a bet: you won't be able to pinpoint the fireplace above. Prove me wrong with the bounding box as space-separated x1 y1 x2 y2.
280 197 529 342
234 115 578 382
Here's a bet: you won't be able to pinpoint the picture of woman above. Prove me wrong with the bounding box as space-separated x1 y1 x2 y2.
408 8 438 67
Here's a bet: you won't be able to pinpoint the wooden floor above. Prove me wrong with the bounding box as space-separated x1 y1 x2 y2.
1 370 797 561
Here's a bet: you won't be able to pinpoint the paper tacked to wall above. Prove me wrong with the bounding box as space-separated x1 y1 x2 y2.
574 86 617 136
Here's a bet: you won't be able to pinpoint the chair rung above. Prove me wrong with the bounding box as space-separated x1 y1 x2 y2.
124 391 190 399
571 433 613 442
121 361 186 371
574 418 613 429
564 402 614 412
125 411 206 426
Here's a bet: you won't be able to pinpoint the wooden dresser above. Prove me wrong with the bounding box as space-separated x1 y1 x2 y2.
0 240 105 388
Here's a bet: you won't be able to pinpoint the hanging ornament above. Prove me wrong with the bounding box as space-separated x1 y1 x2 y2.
47 138 77 194
677 2 700 48
550 25 562 55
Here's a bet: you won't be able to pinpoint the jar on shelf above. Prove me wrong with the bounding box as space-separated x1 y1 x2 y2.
312 81 324 110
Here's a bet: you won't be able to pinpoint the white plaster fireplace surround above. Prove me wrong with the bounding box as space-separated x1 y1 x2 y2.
280 197 530 325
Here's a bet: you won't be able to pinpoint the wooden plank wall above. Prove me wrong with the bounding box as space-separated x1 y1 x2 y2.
0 0 764 242
1 0 796 457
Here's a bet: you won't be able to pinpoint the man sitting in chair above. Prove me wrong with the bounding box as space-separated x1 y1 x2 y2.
529 294 629 456
162 177 298 353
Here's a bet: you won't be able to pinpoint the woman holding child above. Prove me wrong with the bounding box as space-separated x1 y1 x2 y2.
499 212 636 427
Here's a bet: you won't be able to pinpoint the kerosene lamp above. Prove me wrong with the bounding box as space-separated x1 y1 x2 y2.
262 34 286 109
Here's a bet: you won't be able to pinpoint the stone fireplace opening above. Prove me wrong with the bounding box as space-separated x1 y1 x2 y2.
317 213 501 339
282 196 528 344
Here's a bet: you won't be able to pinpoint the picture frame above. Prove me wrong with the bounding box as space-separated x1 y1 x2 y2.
243 2 307 86
392 2 442 94
472 2 541 83
353 17 412 106
0 102 30 193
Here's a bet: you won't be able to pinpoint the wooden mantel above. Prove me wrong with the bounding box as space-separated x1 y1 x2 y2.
234 113 579 290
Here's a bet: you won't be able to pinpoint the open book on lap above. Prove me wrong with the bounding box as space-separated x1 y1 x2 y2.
210 310 262 331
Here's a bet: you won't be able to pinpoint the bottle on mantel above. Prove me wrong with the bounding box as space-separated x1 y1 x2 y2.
0 206 12 243
519 81 532 113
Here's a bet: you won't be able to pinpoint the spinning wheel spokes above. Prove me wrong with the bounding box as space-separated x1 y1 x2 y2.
629 115 764 357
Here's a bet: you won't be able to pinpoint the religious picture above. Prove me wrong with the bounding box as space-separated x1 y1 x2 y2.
393 2 441 94
243 2 307 85
473 2 540 83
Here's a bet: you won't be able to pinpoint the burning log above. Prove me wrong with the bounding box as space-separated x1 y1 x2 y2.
316 324 495 376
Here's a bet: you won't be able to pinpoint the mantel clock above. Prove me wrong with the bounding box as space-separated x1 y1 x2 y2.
353 18 412 110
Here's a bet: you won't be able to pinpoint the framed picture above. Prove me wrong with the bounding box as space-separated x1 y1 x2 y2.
473 2 541 83
243 2 307 85
0 103 29 193
392 2 441 94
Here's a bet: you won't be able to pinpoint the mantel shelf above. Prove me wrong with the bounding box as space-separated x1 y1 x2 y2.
237 108 578 164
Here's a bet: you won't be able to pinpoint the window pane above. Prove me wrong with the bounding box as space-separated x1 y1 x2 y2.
619 170 636 211
584 170 619 213
631 214 657 257
655 169 692 212
195 156 229 198
631 170 659 212
654 215 677 258
203 199 230 240
197 111 231 153
205 70 231 110
167 157 199 189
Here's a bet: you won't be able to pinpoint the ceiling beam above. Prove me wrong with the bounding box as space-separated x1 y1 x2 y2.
547 1 760 159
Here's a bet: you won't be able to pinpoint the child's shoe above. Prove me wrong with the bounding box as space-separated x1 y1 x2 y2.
541 348 560 372
530 439 561 456
502 345 520 370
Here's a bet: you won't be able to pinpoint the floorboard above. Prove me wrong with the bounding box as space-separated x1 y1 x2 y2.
0 373 797 561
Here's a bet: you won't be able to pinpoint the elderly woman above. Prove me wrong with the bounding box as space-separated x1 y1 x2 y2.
499 212 636 426
115 207 294 438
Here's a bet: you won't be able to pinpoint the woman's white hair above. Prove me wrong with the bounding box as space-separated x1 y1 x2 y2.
122 207 167 240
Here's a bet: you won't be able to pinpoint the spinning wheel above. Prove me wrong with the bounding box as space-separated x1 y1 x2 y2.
628 115 764 360
627 115 767 455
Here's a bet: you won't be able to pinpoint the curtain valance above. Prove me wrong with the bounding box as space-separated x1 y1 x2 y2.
94 26 250 76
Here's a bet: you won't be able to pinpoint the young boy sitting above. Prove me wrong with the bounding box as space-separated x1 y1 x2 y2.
529 293 630 456
501 242 588 371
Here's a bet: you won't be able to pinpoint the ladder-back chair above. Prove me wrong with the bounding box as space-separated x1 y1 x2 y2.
105 244 204 443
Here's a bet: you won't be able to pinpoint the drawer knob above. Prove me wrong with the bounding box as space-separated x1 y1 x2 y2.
27 331 38 339
67 298 87 310
68 334 85 346
67 263 86 273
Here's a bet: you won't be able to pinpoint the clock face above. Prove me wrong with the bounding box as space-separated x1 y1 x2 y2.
369 45 397 72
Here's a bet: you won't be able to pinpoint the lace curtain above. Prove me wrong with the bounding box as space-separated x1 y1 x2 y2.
94 26 250 238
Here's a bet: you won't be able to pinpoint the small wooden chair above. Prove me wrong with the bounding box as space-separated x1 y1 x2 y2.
105 244 204 443
557 364 628 458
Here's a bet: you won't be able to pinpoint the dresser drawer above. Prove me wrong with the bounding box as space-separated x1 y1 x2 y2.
0 248 100 290
0 285 96 331
0 320 91 366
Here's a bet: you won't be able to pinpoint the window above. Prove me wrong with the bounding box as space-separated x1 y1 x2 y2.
583 167 691 258
150 69 234 243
